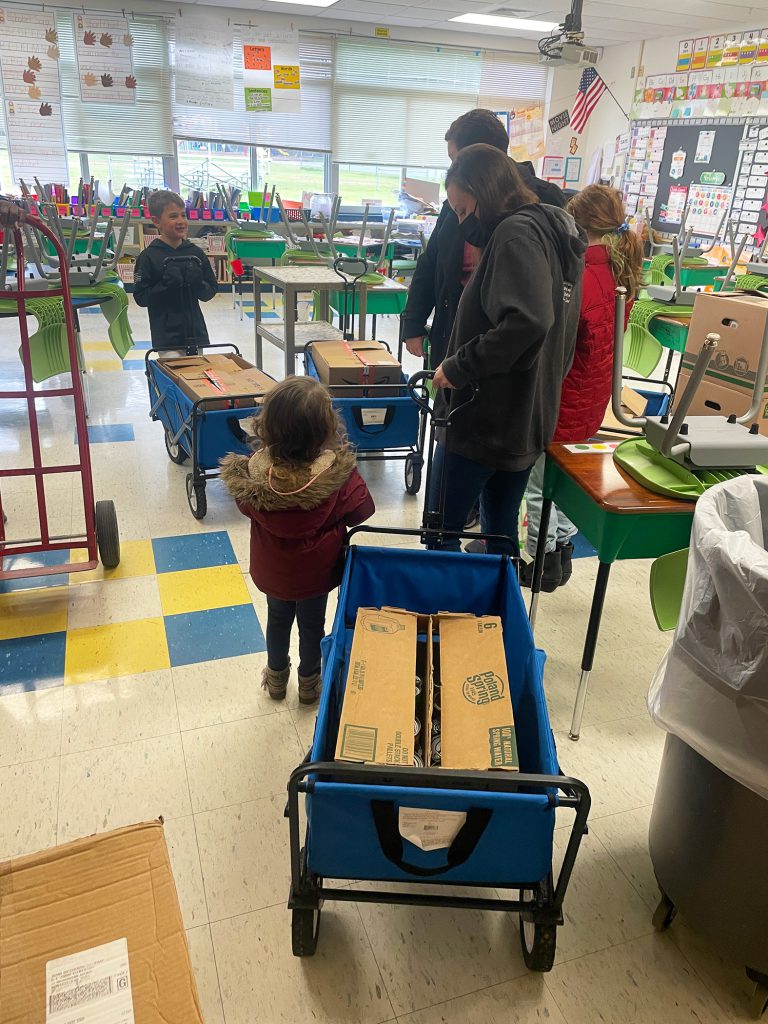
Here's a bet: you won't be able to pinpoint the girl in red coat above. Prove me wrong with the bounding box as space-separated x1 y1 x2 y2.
221 376 374 704
522 185 644 590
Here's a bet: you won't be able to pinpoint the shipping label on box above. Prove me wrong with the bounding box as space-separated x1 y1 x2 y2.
335 608 417 765
439 615 518 771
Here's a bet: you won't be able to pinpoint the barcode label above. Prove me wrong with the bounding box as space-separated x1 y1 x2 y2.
50 977 112 1014
46 938 134 1023
340 723 378 761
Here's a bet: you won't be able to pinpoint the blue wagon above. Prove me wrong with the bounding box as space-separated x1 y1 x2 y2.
287 535 591 968
145 344 271 519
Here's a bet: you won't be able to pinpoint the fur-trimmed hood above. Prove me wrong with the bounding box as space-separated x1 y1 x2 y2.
220 446 358 513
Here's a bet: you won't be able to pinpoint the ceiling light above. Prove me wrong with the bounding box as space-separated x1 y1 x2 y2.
450 13 558 30
258 0 338 7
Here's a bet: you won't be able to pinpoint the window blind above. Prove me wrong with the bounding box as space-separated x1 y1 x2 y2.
332 38 482 167
171 32 333 153
478 52 548 110
56 13 173 156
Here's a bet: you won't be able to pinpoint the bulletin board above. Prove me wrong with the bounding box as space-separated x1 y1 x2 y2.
650 121 745 233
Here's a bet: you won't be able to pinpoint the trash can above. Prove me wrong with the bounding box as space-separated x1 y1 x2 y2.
647 475 768 1018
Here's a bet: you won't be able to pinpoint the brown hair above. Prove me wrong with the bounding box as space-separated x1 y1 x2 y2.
255 375 343 465
148 189 185 219
445 144 538 228
445 109 510 153
567 185 644 301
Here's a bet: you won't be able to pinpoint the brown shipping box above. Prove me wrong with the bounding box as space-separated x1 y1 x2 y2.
310 340 401 397
439 614 519 771
159 353 276 407
600 386 648 437
674 369 768 436
335 607 417 765
0 820 203 1024
684 292 768 387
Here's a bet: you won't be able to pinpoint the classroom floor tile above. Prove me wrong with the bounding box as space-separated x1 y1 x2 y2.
76 423 136 444
69 538 156 583
67 575 162 630
0 548 71 593
152 530 237 573
0 588 69 640
65 616 170 684
157 563 250 617
0 632 67 694
164 602 265 667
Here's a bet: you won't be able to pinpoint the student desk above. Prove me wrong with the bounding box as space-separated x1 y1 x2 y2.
648 313 690 385
225 232 287 318
327 275 408 337
530 444 694 741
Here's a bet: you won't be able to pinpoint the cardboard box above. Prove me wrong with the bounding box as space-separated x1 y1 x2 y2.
674 369 768 436
600 387 648 437
685 292 768 388
0 820 203 1024
335 608 418 765
310 340 401 397
159 353 276 408
439 615 518 771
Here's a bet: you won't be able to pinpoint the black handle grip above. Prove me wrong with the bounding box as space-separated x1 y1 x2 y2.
372 801 492 877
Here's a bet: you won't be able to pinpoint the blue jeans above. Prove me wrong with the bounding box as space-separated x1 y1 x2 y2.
427 444 532 555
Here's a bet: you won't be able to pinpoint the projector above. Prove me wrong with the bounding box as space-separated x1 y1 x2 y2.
540 40 600 66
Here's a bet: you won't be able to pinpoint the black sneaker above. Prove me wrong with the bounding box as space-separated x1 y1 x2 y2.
519 549 563 592
464 538 487 554
557 541 574 586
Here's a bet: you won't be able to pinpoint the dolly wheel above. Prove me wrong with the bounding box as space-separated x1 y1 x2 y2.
291 907 321 957
519 877 557 972
95 500 120 568
186 474 207 520
652 892 677 932
404 453 423 495
164 428 188 464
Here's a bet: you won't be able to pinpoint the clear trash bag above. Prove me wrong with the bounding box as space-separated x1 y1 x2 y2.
648 475 768 800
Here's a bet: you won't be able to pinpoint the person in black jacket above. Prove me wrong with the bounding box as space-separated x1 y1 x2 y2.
133 190 218 353
401 109 566 370
428 145 585 555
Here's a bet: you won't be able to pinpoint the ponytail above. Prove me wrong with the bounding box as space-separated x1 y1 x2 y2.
567 185 645 301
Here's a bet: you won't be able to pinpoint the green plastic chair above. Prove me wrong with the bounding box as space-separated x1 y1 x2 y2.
623 322 663 378
21 324 73 383
649 547 689 631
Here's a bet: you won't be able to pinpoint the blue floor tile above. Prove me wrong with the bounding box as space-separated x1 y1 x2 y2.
165 603 265 667
78 307 100 314
122 359 145 371
152 530 237 574
75 423 135 444
130 341 152 350
0 632 66 693
0 550 70 593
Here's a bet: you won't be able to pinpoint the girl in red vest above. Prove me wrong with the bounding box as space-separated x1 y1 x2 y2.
221 377 374 704
522 185 644 591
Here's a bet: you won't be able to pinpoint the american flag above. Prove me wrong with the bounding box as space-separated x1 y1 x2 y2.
571 67 606 134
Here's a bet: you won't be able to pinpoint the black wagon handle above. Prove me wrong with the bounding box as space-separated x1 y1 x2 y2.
332 256 368 284
371 801 492 877
406 371 479 425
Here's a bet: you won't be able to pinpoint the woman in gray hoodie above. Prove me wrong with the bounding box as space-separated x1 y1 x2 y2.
428 144 586 555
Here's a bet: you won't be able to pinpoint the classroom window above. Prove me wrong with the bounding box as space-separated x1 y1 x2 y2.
177 140 251 194
405 166 448 204
253 148 325 203
336 164 402 207
80 154 165 193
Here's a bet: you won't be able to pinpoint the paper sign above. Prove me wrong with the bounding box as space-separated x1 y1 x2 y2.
722 33 743 66
175 13 233 110
692 37 709 71
694 130 715 163
542 155 565 178
660 184 688 224
676 39 693 72
740 30 760 64
707 34 725 67
670 149 687 179
374 26 390 38
564 441 622 453
46 938 134 1024
243 45 271 71
273 64 300 89
398 808 467 851
757 31 768 65
548 109 570 134
244 87 271 111
74 13 135 104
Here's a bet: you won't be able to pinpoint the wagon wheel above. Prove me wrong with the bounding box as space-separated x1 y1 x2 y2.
519 874 557 972
186 473 207 519
652 891 677 932
292 847 322 957
164 427 188 464
404 453 423 495
95 500 120 568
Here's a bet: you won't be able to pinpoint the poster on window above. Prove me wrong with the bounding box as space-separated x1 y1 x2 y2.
242 26 301 114
175 12 233 110
74 13 135 103
0 6 68 184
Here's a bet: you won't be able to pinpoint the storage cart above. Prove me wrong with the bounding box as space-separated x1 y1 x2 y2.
145 343 272 520
1 210 120 582
304 257 427 494
286 374 590 968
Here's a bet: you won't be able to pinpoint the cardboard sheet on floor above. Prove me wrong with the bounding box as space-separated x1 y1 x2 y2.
0 819 203 1024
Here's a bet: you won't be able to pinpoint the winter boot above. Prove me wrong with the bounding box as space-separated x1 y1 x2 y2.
298 672 322 706
262 662 290 701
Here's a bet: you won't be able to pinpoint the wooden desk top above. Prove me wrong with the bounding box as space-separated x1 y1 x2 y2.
548 444 694 515
653 314 691 326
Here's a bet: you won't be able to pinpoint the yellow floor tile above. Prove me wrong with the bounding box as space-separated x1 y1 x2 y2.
87 359 122 373
82 341 114 353
157 564 251 617
0 590 69 640
65 617 170 685
70 539 156 583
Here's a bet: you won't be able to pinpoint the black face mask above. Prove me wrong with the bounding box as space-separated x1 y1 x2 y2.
458 212 491 248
